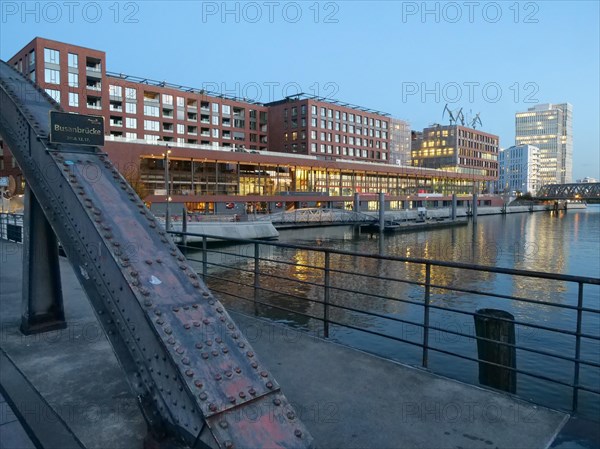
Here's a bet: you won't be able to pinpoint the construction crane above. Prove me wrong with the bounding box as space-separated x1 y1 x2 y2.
456 108 465 126
471 112 483 129
442 104 456 125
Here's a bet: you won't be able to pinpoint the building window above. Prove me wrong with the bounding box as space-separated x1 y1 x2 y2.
144 105 159 117
291 106 297 116
301 105 306 115
126 132 137 139
320 107 326 117
144 134 160 142
44 48 59 64
125 87 137 100
311 130 317 139
311 143 317 152
68 72 78 88
177 97 185 107
212 103 219 113
109 85 122 97
29 50 35 66
177 124 185 134
320 144 326 153
44 68 60 84
212 116 219 125
222 105 231 115
335 111 340 119
45 89 60 103
126 117 137 129
212 128 219 138
68 92 79 107
29 70 35 82
327 109 333 118
126 102 137 114
162 94 173 105
311 118 317 127
311 105 317 115
320 119 326 128
68 53 78 68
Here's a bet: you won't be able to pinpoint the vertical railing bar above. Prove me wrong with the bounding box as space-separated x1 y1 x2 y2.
422 263 431 368
202 235 207 281
324 251 330 338
572 281 584 412
254 242 260 316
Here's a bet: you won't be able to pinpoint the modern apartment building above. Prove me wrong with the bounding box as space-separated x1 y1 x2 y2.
515 103 573 185
496 144 541 195
389 118 411 166
266 95 391 163
8 37 269 151
411 124 499 180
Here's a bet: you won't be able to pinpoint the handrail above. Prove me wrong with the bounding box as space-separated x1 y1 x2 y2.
170 229 600 418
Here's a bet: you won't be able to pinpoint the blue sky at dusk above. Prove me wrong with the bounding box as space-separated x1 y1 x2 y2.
1 1 598 179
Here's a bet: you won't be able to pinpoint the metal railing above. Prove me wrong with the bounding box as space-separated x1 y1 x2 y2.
169 229 600 417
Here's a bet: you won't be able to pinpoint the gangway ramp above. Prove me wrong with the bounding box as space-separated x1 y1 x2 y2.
0 61 312 448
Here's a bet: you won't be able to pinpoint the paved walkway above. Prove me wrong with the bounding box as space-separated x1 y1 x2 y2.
0 239 580 448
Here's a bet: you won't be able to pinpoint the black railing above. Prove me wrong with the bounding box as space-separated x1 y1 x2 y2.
169 229 600 417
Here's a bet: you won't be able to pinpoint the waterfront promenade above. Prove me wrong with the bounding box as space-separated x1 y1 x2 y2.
1 239 592 448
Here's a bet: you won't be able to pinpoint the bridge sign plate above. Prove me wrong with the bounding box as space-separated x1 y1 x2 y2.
49 111 104 147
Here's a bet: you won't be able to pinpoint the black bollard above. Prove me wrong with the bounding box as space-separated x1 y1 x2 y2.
474 308 517 393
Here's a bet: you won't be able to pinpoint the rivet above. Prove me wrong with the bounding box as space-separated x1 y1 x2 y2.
192 304 198 309
167 337 176 345
195 342 203 349
225 370 232 378
248 388 256 396
234 367 241 374
164 327 172 335
194 380 203 388
273 398 281 406
193 321 200 327
222 347 229 354
199 392 207 401
145 260 153 265
202 292 210 298
182 357 190 365
214 374 222 381
203 319 210 325
185 369 194 377
172 306 180 312
184 323 191 330
246 351 254 358
206 340 213 346
219 421 228 429
211 350 218 357
238 342 245 348
260 371 268 378
176 347 184 354
294 429 302 438
251 362 258 369
239 392 246 399
228 396 236 404
201 352 209 359
287 411 295 420
224 441 233 449
209 403 217 412
266 381 274 389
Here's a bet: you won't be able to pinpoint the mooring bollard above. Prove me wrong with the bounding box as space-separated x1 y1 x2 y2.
474 308 517 394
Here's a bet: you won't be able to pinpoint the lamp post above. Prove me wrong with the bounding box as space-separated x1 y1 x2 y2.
162 146 172 231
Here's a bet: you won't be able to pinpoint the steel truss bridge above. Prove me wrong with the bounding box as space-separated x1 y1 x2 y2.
536 183 600 201
0 61 313 448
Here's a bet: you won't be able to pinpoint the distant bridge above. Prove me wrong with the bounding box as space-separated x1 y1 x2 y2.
536 183 600 201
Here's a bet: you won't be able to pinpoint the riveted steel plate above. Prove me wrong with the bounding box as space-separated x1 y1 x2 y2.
153 303 279 418
206 392 315 449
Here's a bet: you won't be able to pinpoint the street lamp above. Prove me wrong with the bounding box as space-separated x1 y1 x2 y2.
162 146 172 231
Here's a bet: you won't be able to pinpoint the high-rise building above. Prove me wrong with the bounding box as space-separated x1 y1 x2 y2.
496 144 540 195
515 103 573 185
411 124 499 181
389 118 411 165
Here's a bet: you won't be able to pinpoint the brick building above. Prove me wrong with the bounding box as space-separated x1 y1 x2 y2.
266 94 391 163
411 124 499 180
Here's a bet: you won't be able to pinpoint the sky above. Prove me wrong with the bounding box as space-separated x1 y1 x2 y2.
1 0 599 180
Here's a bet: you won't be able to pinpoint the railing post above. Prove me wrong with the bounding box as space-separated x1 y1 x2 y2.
254 242 260 316
422 263 431 368
572 282 584 412
202 235 207 281
323 251 330 338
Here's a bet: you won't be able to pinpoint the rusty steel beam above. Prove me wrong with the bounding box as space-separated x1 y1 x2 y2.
0 61 313 448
